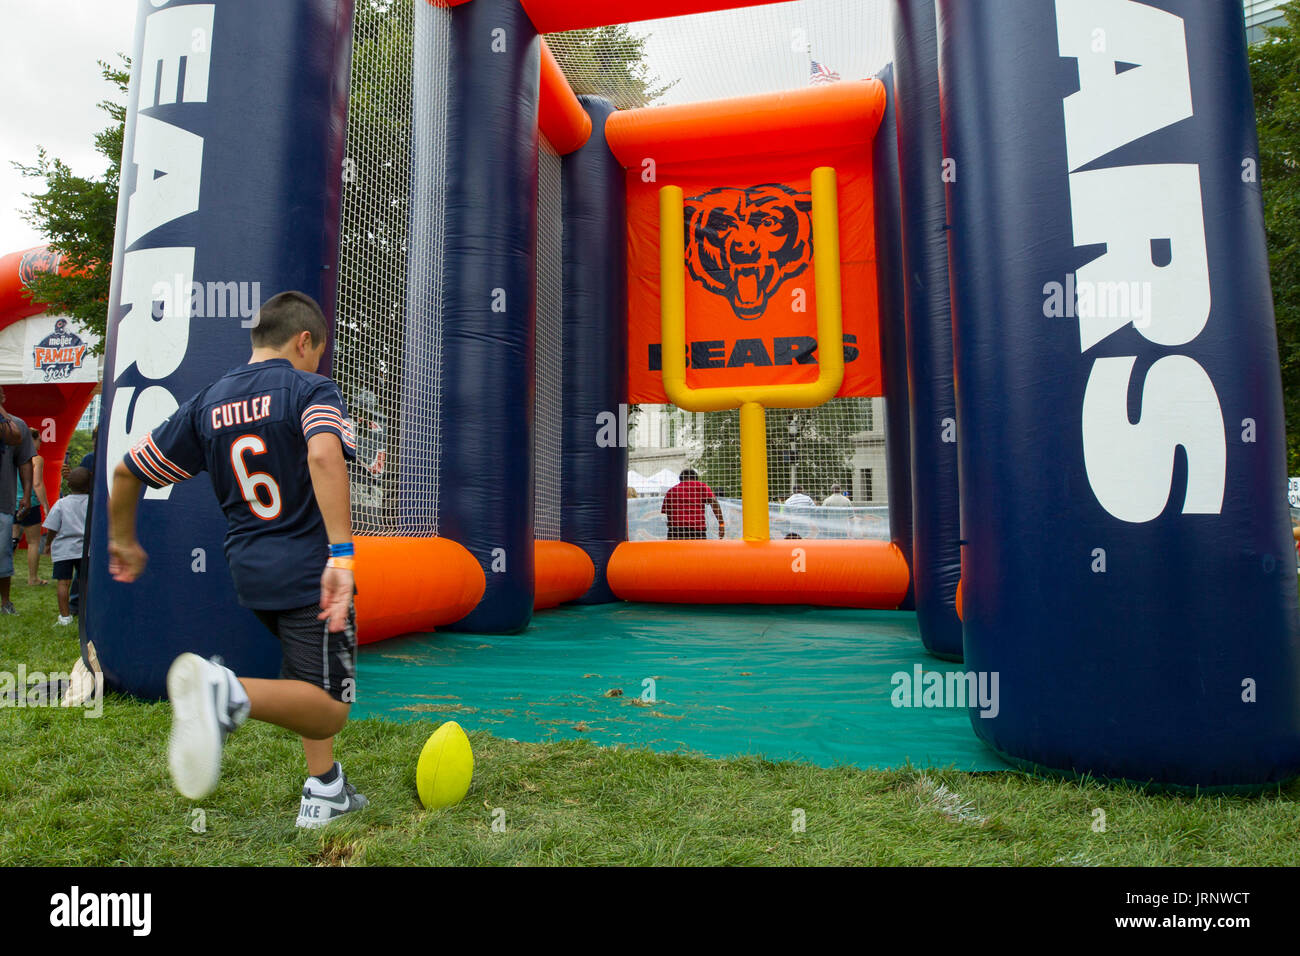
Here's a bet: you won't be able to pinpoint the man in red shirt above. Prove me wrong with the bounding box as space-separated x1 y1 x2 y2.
661 468 725 540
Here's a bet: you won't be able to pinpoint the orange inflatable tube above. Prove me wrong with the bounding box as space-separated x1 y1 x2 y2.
0 246 66 326
605 80 886 168
607 539 910 609
534 539 596 609
539 38 592 155
353 535 486 644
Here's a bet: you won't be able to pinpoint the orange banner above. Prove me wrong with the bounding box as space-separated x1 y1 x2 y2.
627 147 881 404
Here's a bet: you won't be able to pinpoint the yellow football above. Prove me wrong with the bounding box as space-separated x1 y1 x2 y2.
415 720 474 810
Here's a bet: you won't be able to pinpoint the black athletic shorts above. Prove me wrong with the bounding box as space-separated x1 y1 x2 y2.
253 602 357 703
52 559 78 581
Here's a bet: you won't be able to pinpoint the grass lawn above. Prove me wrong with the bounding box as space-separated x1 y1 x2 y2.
1 553 1298 866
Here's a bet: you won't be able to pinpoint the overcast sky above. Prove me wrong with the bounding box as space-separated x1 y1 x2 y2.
0 0 137 254
636 0 893 106
0 0 891 255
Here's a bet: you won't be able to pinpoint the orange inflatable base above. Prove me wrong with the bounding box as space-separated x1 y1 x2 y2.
606 539 910 609
535 540 596 609
354 535 486 645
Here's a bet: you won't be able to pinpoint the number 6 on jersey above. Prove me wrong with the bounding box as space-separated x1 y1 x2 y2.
231 434 282 519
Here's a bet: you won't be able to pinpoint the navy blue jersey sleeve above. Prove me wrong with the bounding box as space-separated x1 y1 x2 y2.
300 379 356 462
124 395 207 489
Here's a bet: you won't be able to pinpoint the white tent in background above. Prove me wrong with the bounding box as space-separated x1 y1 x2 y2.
650 468 681 489
627 469 670 496
624 468 676 496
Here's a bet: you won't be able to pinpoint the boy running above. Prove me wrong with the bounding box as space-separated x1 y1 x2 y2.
108 291 366 828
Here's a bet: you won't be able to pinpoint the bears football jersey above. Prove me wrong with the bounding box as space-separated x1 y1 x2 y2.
123 358 357 610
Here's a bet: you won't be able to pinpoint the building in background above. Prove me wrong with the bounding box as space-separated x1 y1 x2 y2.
628 405 696 482
76 390 101 431
629 398 890 505
849 397 888 506
1246 0 1287 43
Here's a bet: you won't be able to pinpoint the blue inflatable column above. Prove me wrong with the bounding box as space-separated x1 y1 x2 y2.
872 64 915 612
87 0 355 699
561 97 628 603
938 0 1300 786
430 0 540 632
892 0 962 658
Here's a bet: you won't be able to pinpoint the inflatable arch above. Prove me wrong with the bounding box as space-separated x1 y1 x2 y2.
87 0 1300 788
0 248 99 510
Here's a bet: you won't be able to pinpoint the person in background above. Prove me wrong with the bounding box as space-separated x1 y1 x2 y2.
0 386 35 616
661 467 725 540
64 424 98 617
43 467 90 626
16 428 50 586
784 484 814 509
79 425 97 475
822 483 851 508
61 425 98 482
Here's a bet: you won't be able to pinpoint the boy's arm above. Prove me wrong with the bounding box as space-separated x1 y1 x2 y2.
307 432 354 633
41 502 60 552
108 462 149 582
111 394 207 584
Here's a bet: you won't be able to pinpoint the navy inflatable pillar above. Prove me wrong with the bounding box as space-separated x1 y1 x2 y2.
872 64 915 612
434 0 540 632
938 0 1300 786
561 97 628 603
892 0 962 658
87 0 355 698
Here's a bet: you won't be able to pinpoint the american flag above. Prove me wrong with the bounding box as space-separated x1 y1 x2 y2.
809 60 841 85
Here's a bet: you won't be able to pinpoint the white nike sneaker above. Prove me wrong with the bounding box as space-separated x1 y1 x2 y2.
296 764 369 829
56 615 74 626
166 653 249 800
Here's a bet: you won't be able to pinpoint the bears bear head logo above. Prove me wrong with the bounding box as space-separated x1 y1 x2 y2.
17 249 62 289
683 183 813 321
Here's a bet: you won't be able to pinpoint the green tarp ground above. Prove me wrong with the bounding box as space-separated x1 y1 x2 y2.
354 602 1013 771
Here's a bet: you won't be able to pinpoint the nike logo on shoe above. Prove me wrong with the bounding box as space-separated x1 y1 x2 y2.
306 790 356 812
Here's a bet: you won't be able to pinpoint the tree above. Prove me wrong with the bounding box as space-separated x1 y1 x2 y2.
14 57 129 353
1251 1 1300 472
545 25 677 109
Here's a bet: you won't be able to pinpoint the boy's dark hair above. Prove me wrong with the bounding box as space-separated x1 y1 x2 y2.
249 291 328 349
679 468 699 481
67 467 91 495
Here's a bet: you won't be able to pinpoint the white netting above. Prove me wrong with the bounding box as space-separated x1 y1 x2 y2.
545 0 893 110
334 0 893 540
628 397 890 539
335 0 449 535
535 137 564 541
627 495 890 541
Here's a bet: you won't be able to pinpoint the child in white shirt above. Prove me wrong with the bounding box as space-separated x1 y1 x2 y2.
42 467 90 626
